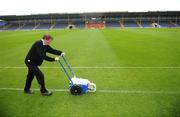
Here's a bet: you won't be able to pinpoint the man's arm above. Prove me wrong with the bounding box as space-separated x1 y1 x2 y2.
44 54 55 61
46 45 62 55
36 43 55 61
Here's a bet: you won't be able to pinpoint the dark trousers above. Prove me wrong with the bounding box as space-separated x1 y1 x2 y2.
24 65 47 93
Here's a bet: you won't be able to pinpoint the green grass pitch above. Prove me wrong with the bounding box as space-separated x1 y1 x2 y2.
0 28 180 117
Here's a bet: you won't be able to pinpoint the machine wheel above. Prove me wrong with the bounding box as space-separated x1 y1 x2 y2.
70 85 82 95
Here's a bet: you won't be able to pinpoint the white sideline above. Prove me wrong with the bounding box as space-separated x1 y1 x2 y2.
0 66 180 69
0 88 180 94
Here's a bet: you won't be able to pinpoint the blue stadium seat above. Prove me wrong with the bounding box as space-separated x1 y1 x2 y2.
141 21 153 27
0 21 7 27
124 21 139 27
36 23 51 30
159 21 176 27
178 22 180 27
53 23 68 29
106 21 120 28
74 22 85 28
5 23 20 30
21 23 35 30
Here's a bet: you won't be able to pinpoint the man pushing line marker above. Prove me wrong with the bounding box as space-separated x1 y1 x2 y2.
24 34 65 96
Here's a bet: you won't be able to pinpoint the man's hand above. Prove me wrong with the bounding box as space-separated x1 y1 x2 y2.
55 57 60 61
60 52 65 57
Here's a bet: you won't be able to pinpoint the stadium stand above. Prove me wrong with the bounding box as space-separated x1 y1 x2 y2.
124 20 139 28
0 23 10 30
141 21 153 28
106 21 120 28
157 18 176 28
170 21 178 27
177 20 180 27
85 21 105 29
53 22 68 29
36 22 51 30
4 23 20 30
74 22 85 28
0 21 7 27
21 23 36 30
159 21 175 27
178 22 180 27
0 11 179 30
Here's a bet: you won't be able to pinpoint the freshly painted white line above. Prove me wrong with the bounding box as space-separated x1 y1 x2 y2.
0 88 68 92
0 88 180 94
98 90 180 94
0 66 180 69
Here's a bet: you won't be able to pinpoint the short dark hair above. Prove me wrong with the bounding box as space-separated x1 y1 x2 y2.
43 34 53 40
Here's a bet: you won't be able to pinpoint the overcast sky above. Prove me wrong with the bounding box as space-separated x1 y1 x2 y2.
0 0 180 15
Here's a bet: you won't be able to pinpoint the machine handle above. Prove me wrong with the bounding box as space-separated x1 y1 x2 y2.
58 60 73 84
62 56 76 78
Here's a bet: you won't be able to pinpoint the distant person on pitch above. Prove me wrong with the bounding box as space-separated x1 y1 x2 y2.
24 34 65 96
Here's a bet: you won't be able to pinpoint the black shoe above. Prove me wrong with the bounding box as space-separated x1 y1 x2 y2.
41 90 53 96
24 90 34 94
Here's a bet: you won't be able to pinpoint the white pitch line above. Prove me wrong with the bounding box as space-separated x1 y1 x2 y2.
0 88 68 92
0 66 180 69
0 68 8 72
98 90 180 94
0 88 180 94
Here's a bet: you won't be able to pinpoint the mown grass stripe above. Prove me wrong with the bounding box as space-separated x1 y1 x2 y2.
0 66 180 69
0 88 180 94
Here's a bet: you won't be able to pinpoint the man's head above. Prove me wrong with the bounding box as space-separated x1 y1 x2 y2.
42 34 53 45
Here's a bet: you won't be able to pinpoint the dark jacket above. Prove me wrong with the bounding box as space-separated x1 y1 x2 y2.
25 40 62 66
